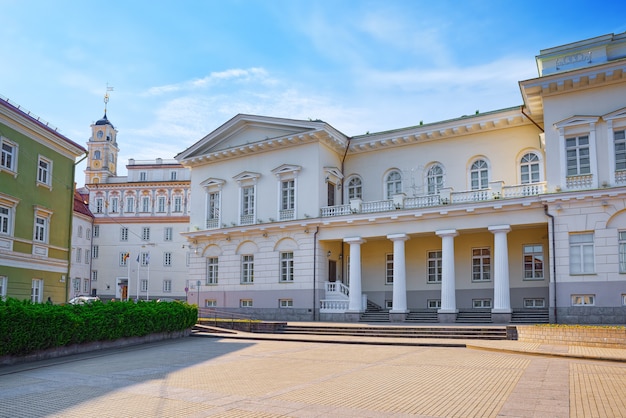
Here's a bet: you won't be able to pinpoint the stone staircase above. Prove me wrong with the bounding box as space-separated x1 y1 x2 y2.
278 323 510 340
510 309 549 324
405 309 439 323
454 309 493 323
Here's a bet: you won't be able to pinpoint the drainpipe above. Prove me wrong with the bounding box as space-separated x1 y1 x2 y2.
520 106 544 133
313 226 319 321
544 205 557 323
339 137 351 279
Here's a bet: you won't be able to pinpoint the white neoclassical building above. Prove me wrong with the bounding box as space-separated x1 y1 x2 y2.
83 103 191 302
176 32 626 324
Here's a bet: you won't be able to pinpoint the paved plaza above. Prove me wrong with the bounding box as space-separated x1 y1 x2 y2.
1 335 626 417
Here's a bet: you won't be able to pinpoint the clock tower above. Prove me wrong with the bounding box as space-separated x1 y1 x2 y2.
85 91 119 185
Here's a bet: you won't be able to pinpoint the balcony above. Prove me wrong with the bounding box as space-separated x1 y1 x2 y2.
321 182 547 217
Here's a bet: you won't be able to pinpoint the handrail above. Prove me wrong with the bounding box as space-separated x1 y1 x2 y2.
197 307 255 332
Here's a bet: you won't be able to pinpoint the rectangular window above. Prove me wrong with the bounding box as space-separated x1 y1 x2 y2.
85 250 90 264
241 186 254 224
120 227 128 241
91 270 98 281
92 245 99 259
385 300 393 309
281 179 295 210
206 192 220 229
0 276 7 300
77 225 83 238
472 248 491 281
569 233 594 274
73 278 80 292
164 252 172 266
622 294 626 306
280 252 294 282
427 250 442 283
76 247 82 263
31 279 43 303
619 231 626 274
139 171 147 181
572 294 595 306
565 135 590 176
279 299 293 308
523 245 544 280
34 216 47 242
157 196 166 213
83 279 89 294
472 299 492 308
0 206 11 235
164 227 173 241
142 227 150 241
240 299 253 307
205 299 217 307
110 197 119 213
95 198 104 214
140 252 150 267
173 196 182 212
141 196 150 213
126 197 135 213
170 171 177 180
385 253 394 284
427 299 441 309
120 252 129 266
615 130 626 171
241 255 254 283
163 280 172 293
37 156 52 186
93 225 99 238
1 138 17 172
523 298 545 308
206 257 218 285
140 279 148 292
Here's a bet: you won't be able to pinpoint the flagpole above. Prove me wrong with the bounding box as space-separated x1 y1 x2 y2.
136 253 140 301
126 253 130 301
146 252 150 301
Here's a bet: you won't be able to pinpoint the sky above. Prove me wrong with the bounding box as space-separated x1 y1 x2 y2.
2 0 626 185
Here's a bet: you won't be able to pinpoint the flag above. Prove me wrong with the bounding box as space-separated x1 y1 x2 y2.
145 254 150 265
136 254 140 263
122 252 130 262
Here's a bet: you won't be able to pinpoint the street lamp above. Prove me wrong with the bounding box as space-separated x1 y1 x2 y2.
196 280 201 307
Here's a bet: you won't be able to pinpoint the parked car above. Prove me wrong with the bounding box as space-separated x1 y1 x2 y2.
68 296 101 305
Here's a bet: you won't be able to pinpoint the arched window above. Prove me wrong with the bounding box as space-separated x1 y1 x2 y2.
346 176 362 201
520 152 540 184
385 170 402 199
426 164 444 195
93 150 101 160
470 159 489 190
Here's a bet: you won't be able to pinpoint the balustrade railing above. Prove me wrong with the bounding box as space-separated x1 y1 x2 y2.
279 208 295 220
319 299 350 312
320 204 351 217
502 182 546 198
205 218 220 229
239 213 255 225
451 189 491 203
615 170 626 184
361 199 395 213
325 281 350 298
566 174 593 189
404 194 441 208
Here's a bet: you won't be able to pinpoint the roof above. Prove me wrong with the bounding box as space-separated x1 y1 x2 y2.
73 189 94 218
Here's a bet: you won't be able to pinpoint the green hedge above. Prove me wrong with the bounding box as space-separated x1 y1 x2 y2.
0 298 198 356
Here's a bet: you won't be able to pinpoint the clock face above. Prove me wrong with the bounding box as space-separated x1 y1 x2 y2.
97 130 103 139
93 161 101 169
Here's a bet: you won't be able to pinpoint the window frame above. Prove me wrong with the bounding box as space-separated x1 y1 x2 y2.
120 227 128 241
470 159 489 190
520 152 541 184
37 155 52 188
31 279 43 303
615 129 626 171
0 276 7 300
385 253 394 284
571 294 595 306
163 280 172 293
164 227 173 241
241 255 254 284
619 231 626 274
346 176 363 201
569 233 595 275
565 135 591 176
427 250 442 283
163 252 172 266
279 299 293 308
523 244 544 280
385 170 402 200
426 164 444 195
206 257 218 285
280 252 294 282
0 137 18 173
471 247 491 282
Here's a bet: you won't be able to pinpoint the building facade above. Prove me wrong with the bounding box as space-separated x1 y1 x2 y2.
0 96 86 303
176 32 626 324
84 108 191 301
69 189 94 300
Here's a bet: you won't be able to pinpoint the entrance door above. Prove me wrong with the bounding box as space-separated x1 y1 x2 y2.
328 260 337 282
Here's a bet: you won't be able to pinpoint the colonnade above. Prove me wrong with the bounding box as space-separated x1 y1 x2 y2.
344 225 512 317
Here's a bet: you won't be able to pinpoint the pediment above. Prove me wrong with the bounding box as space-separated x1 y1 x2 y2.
271 164 302 177
200 177 226 190
176 114 326 161
554 115 599 129
233 171 261 184
603 107 626 121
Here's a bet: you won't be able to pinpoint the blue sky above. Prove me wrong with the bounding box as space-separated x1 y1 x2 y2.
2 1 626 184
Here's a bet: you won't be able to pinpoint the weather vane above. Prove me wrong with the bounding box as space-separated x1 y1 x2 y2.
104 83 114 114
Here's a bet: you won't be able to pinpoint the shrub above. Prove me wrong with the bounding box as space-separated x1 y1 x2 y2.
0 298 197 356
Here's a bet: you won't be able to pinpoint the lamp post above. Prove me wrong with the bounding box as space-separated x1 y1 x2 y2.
196 280 201 307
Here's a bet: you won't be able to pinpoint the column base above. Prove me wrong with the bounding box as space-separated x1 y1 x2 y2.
491 312 512 324
345 311 363 322
438 312 458 323
389 311 408 322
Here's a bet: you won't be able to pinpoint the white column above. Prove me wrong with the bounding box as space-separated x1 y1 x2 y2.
489 225 512 313
387 233 409 313
344 237 365 312
436 229 458 313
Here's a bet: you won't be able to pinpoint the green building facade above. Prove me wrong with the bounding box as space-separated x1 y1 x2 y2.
0 96 86 303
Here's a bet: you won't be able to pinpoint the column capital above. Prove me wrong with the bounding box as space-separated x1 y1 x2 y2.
344 237 366 245
387 233 409 241
436 229 458 238
488 224 511 234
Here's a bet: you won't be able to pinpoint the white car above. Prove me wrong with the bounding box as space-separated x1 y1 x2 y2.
68 296 101 305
